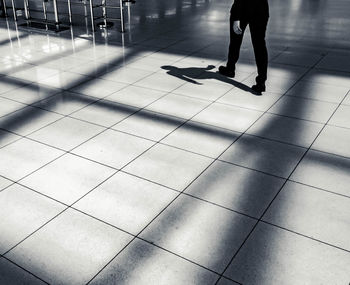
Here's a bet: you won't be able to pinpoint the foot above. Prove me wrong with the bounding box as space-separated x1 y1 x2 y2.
218 66 235 78
251 83 266 94
0 12 5 18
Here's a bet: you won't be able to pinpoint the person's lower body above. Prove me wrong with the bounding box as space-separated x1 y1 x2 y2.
0 0 6 18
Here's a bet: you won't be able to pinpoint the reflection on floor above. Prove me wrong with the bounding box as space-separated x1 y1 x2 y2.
1 0 350 284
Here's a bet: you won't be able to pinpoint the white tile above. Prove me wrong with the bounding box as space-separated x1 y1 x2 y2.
248 113 323 147
135 73 185 92
6 208 133 285
28 117 104 151
193 103 262 133
106 85 166 108
220 135 306 178
0 97 26 117
263 181 350 250
89 239 219 285
38 71 90 89
328 105 350 128
0 176 13 192
291 150 350 197
10 66 60 83
303 70 350 88
73 129 154 169
69 79 127 98
141 195 255 272
146 93 210 120
21 153 115 204
75 172 177 234
113 110 185 141
0 184 65 254
125 144 213 191
224 223 350 285
99 67 152 84
0 138 64 181
162 121 239 158
269 96 338 123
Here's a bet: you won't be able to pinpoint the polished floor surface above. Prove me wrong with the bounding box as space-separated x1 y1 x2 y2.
1 0 350 284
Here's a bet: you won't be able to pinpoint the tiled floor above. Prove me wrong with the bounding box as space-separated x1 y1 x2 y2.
1 0 350 284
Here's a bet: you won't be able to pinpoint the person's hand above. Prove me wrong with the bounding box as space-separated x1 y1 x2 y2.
233 20 242 35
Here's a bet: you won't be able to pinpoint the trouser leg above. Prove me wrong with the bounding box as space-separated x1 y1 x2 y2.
227 18 247 71
249 18 268 85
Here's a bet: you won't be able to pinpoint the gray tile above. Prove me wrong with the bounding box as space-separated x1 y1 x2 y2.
75 172 177 234
73 129 154 169
69 79 127 98
328 105 350 128
220 135 306 178
186 161 285 218
71 100 137 127
21 153 116 204
162 121 239 158
247 113 323 147
0 184 65 254
263 181 350 250
28 117 104 151
272 51 322 67
316 55 350 72
141 195 256 272
0 138 64 181
217 88 282 111
90 239 219 285
217 277 240 285
269 96 338 123
286 80 348 103
0 129 21 148
106 85 166 109
6 208 133 285
113 110 185 141
291 150 350 197
0 106 63 136
146 93 210 120
0 257 46 285
193 103 262 133
312 125 350 158
125 144 213 191
224 223 350 285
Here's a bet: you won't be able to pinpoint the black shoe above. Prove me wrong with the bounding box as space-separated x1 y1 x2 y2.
251 83 266 94
218 66 235 78
0 12 6 18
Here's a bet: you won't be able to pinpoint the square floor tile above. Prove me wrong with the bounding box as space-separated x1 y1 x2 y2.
126 57 170 72
0 176 13 192
0 106 63 136
328 105 350 128
146 93 210 120
247 113 323 148
140 195 255 272
312 125 350 158
98 67 152 84
75 172 177 234
106 85 166 109
316 55 350 72
174 80 233 101
303 70 350 88
272 51 322 67
71 100 137 127
69 79 127 98
286 80 348 103
0 257 46 285
185 160 285 218
0 138 63 181
113 110 185 141
135 73 186 92
6 208 133 285
29 117 104 151
0 97 26 118
38 71 90 89
162 121 239 158
0 78 27 95
125 144 213 190
224 222 350 285
0 184 65 254
269 96 338 123
73 129 154 169
0 129 21 148
291 150 350 197
263 181 350 251
193 103 262 133
33 91 96 115
21 153 115 204
89 239 219 285
217 88 282 111
10 66 60 83
220 135 306 178
1 83 60 105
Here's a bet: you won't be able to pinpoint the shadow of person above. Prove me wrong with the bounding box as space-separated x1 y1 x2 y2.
162 65 259 95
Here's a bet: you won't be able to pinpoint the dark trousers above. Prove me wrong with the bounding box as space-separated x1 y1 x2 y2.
227 17 268 84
